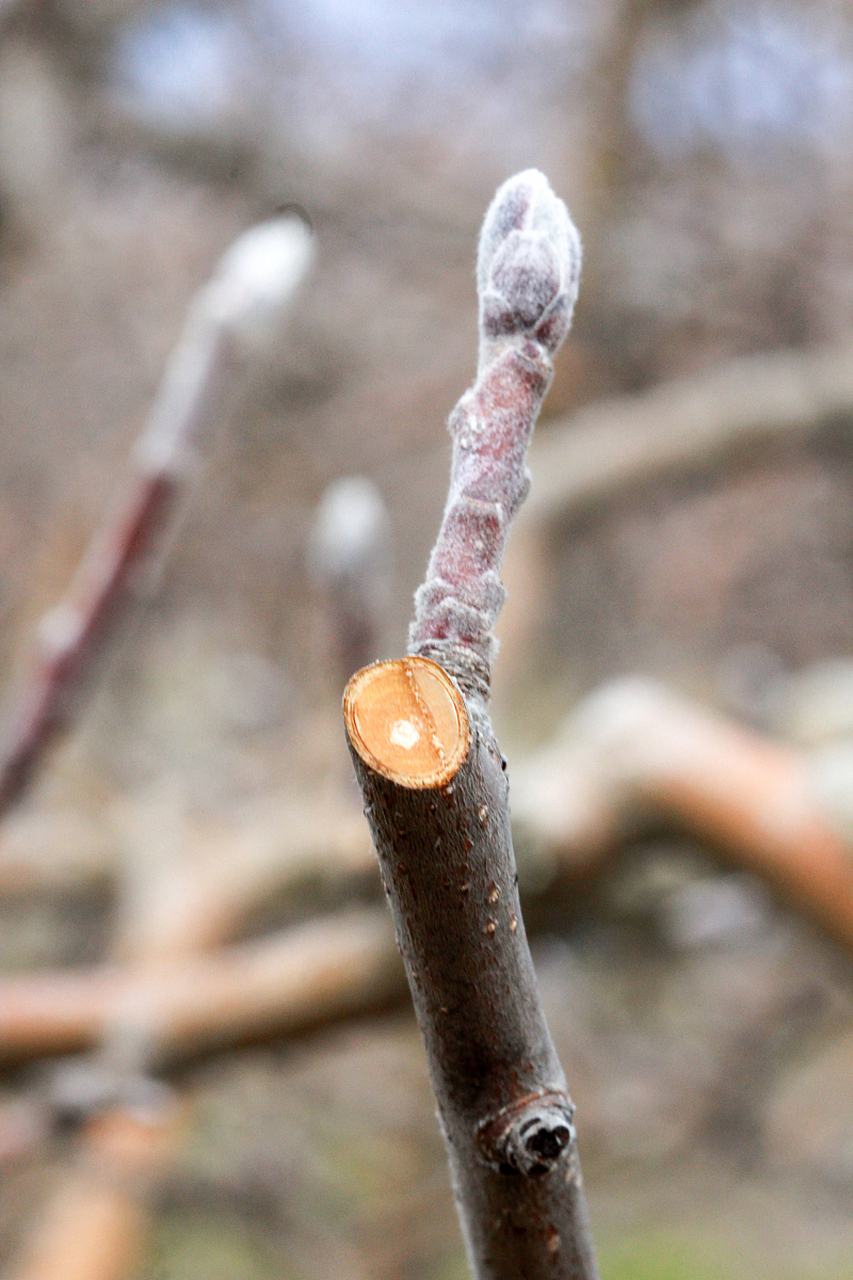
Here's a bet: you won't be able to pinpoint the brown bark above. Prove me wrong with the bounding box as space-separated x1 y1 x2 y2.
345 657 598 1279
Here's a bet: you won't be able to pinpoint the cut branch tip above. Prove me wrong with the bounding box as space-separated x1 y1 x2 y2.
344 657 469 789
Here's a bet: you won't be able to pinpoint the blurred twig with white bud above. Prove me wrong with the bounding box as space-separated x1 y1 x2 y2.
0 213 314 814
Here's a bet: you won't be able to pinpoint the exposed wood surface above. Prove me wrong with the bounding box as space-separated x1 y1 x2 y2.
344 657 469 788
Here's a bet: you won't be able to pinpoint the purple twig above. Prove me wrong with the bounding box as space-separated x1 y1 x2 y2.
410 169 581 704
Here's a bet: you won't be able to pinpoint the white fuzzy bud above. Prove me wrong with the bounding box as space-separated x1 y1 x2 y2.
477 168 581 365
310 477 393 675
411 171 581 703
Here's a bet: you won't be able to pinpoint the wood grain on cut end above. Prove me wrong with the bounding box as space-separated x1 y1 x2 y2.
344 657 469 789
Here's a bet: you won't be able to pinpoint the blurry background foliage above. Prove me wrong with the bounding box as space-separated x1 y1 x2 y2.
2 1 853 1278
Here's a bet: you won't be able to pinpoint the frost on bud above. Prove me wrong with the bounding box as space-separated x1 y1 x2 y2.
477 169 581 361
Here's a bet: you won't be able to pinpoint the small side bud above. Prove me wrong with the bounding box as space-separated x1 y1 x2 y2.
310 477 393 677
478 1091 576 1177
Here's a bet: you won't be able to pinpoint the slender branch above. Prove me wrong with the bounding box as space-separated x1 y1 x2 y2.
345 171 598 1280
0 907 400 1066
525 340 853 526
0 216 314 816
513 677 853 951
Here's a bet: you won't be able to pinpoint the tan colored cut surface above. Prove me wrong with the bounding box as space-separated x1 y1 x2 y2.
344 657 469 788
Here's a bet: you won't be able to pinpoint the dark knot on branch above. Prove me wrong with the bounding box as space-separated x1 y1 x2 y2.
477 1089 577 1178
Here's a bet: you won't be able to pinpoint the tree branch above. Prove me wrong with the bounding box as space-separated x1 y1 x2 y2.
0 215 314 816
525 340 853 526
6 1096 184 1280
111 792 373 964
0 907 400 1067
0 217 316 1279
513 677 853 950
6 679 853 1072
345 171 598 1280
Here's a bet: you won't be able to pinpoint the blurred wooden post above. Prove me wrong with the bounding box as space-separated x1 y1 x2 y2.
7 1098 183 1280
